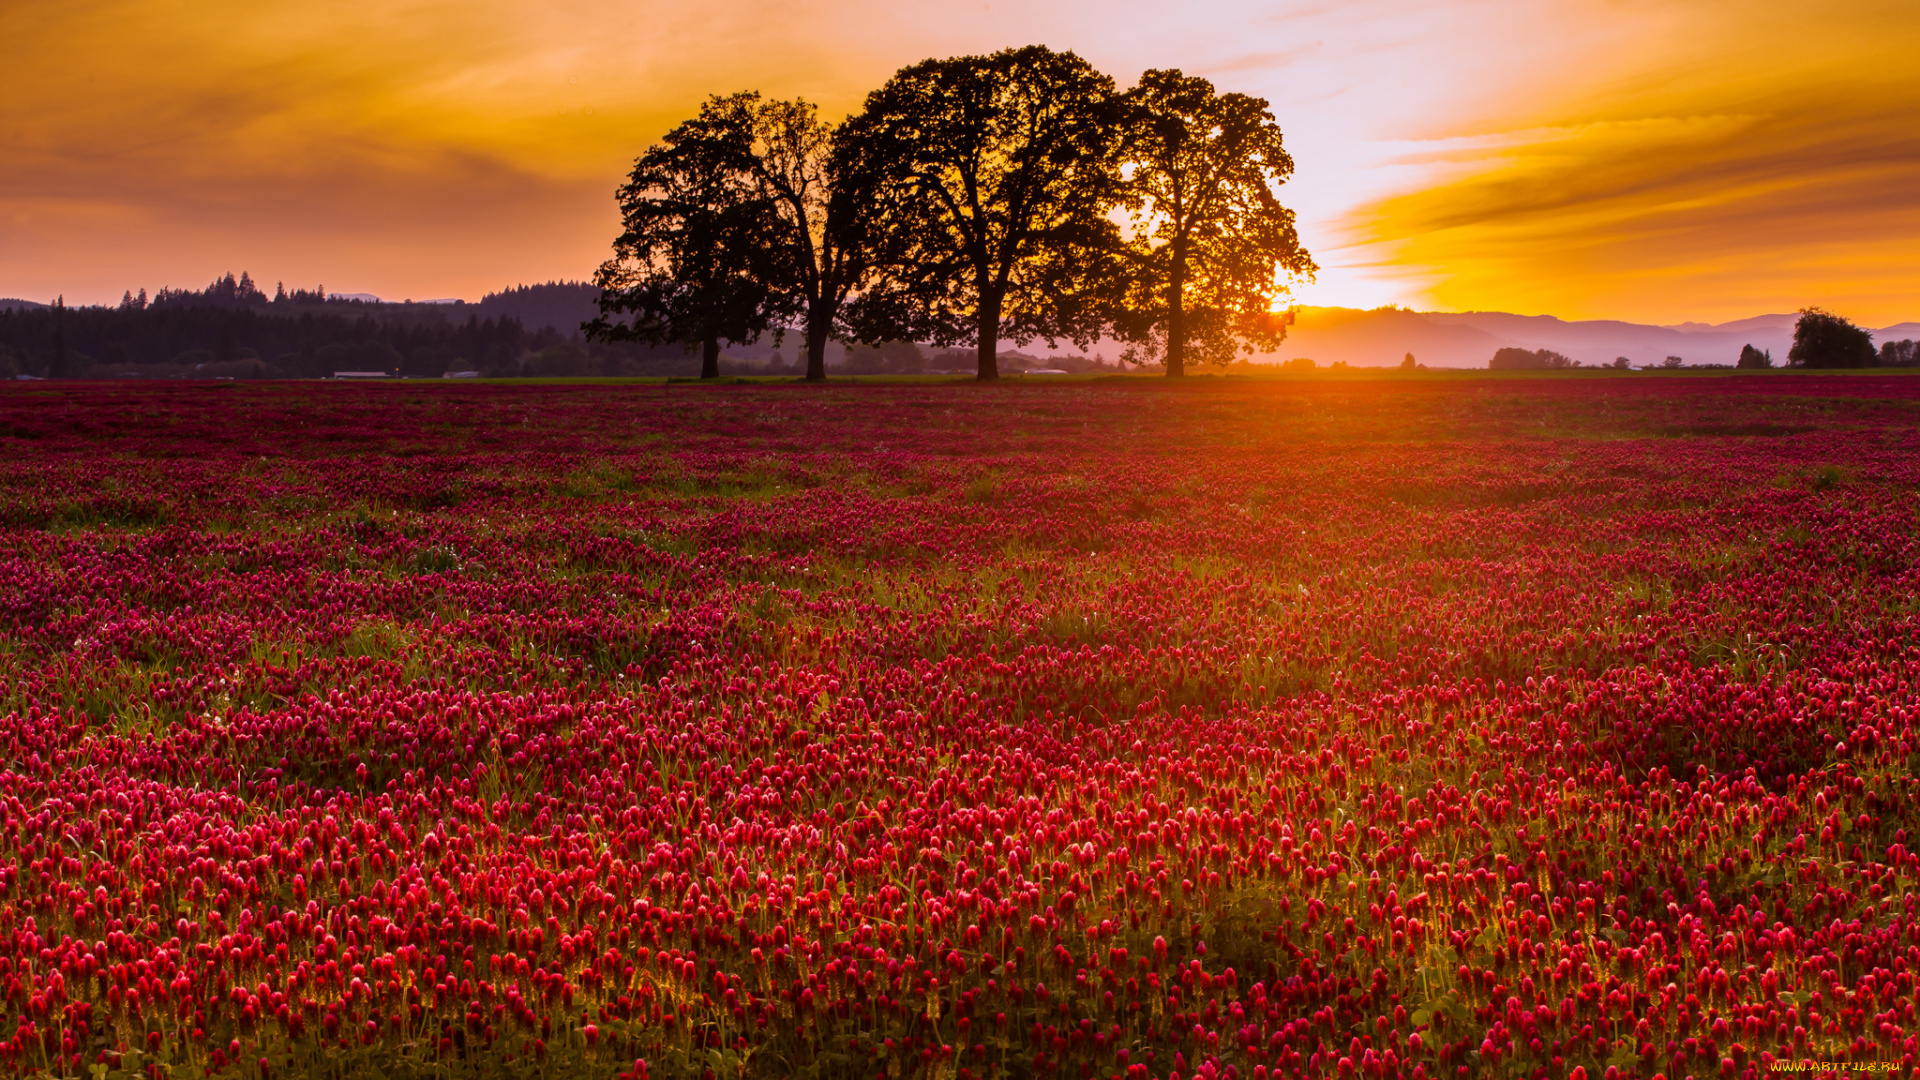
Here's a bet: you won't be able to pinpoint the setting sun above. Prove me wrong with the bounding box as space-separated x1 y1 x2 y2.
5 0 1914 324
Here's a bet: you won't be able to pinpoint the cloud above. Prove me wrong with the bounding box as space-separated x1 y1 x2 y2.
1337 0 1920 323
3 0 1914 319
1356 81 1920 323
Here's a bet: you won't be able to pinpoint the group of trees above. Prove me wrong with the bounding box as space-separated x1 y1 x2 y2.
1789 307 1881 368
0 282 702 380
1488 347 1576 370
1479 310 1911 373
1775 308 1918 369
590 47 1316 381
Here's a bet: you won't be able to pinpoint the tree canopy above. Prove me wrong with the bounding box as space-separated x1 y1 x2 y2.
839 46 1126 380
1788 307 1876 369
596 48 1317 381
589 96 794 378
1107 70 1315 377
1489 347 1573 370
741 96 892 382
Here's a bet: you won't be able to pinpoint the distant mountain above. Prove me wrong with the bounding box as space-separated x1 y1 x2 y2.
1270 307 1915 368
1684 313 1800 335
1265 307 1505 369
0 299 47 312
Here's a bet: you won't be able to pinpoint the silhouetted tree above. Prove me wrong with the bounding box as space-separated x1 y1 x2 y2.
1788 307 1876 368
1737 343 1773 369
590 101 793 378
842 46 1124 380
1489 347 1572 370
1400 352 1416 370
1880 340 1918 367
51 296 70 378
1106 69 1314 377
716 94 893 382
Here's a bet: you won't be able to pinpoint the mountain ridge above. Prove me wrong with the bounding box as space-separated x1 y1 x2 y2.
1270 306 1915 368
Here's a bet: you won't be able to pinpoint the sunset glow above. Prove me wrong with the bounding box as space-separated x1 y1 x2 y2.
5 0 1915 323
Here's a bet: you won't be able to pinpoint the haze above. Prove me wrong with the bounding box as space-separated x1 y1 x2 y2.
5 0 1915 325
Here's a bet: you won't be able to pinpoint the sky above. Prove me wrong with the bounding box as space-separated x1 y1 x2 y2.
3 0 1915 325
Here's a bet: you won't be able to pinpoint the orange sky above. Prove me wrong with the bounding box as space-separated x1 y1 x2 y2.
4 0 1915 324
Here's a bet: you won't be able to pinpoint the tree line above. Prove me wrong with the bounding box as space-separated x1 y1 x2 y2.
0 281 708 380
1787 308 1916 369
1482 309 1916 371
589 46 1317 381
1736 309 1916 370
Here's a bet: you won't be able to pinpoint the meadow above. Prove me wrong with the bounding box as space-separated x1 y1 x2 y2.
1 373 1917 1080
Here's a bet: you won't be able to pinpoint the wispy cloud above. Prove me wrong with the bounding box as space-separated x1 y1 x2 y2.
1356 82 1920 322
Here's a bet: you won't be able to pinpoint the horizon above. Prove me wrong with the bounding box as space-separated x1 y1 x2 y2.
4 285 1913 337
4 0 1916 326
9 278 1913 375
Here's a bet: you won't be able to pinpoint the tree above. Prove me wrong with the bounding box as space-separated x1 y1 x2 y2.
734 94 890 382
1737 343 1773 369
51 296 70 378
842 46 1125 380
589 96 794 379
1107 69 1315 377
1788 307 1876 368
1489 347 1572 370
1610 356 1633 370
1400 352 1416 371
1661 355 1684 369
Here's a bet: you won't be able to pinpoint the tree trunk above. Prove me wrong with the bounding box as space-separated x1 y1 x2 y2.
804 301 831 382
976 292 1002 381
700 336 720 380
1165 248 1186 378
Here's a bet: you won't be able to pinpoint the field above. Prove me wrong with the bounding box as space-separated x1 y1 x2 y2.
2 374 1919 1080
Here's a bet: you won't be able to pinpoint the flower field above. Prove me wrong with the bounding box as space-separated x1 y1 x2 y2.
2 373 1919 1080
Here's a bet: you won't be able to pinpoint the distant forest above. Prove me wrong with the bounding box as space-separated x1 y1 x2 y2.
0 275 727 379
0 274 1111 379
